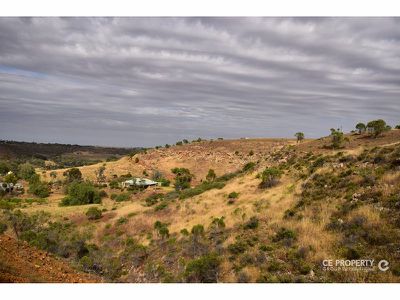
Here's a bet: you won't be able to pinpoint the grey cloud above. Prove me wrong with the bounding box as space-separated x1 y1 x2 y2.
0 17 399 147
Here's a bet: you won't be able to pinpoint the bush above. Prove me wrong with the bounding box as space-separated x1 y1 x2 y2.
109 180 119 189
259 167 283 189
228 192 239 199
244 216 259 230
242 162 256 172
160 178 171 187
179 181 225 200
184 253 220 283
28 180 50 198
273 227 297 242
114 193 130 202
61 181 101 206
86 207 102 220
367 119 388 138
206 169 216 182
63 168 82 183
228 240 247 255
18 163 36 180
145 193 164 206
0 222 7 234
171 168 193 191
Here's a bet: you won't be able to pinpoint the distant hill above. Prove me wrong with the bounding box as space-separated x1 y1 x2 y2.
0 140 139 161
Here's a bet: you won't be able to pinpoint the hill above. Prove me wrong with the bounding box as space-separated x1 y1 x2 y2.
1 130 400 283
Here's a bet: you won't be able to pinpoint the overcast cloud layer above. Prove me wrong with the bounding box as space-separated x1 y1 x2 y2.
0 17 399 147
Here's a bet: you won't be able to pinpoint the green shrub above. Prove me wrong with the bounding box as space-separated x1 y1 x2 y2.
184 253 220 283
228 240 247 255
244 216 259 230
86 207 102 220
145 193 164 206
273 227 297 242
171 168 193 191
206 169 216 182
242 162 256 172
154 201 168 211
18 163 36 180
109 180 119 189
28 180 50 198
61 181 101 206
259 167 283 189
160 178 171 187
228 192 239 199
63 167 83 183
154 221 169 239
179 181 225 200
114 193 130 202
0 222 7 234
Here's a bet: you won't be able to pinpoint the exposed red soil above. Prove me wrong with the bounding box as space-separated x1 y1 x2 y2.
0 234 101 283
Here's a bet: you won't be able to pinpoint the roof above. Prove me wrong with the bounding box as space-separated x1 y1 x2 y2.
123 178 158 186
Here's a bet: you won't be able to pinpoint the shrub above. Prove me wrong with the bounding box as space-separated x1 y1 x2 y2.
273 227 297 242
114 193 130 202
145 193 164 206
355 123 366 134
228 240 247 255
184 253 220 283
295 132 305 143
244 216 259 230
248 150 254 156
0 222 7 234
4 172 17 184
28 180 50 198
160 178 171 187
259 167 283 189
61 181 101 206
154 201 168 211
171 168 193 191
228 192 239 199
63 168 83 183
206 169 216 182
18 163 36 180
86 207 102 220
242 162 256 172
109 180 119 189
154 221 169 239
179 181 225 200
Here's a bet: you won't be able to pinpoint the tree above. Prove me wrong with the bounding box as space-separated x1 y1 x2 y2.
206 169 216 182
18 162 36 180
259 167 283 189
395 125 400 129
367 119 388 138
294 132 305 143
171 167 193 191
61 181 101 206
330 128 344 149
355 123 366 134
63 168 82 183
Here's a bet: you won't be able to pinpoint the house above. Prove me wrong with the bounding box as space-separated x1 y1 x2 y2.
121 178 159 188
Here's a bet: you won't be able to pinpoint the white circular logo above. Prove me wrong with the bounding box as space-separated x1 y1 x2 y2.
378 260 389 272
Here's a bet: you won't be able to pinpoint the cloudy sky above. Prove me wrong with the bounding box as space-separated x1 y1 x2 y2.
0 17 399 147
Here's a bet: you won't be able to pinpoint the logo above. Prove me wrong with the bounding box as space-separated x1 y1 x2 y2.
378 260 389 272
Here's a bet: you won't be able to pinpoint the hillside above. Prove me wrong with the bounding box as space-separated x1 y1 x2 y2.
1 130 400 283
0 234 100 282
0 140 136 159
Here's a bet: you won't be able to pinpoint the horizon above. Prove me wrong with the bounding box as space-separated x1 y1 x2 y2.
1 17 400 147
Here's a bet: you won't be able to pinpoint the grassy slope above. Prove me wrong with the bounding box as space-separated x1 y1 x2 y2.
6 131 400 282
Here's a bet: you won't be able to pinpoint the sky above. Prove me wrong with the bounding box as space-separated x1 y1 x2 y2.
0 17 399 147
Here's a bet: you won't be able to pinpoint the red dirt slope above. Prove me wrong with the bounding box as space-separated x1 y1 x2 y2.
0 235 101 283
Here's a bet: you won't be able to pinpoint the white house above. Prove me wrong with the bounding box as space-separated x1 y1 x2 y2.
121 178 159 188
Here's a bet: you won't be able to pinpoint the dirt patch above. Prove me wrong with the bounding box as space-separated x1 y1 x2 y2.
0 234 101 283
